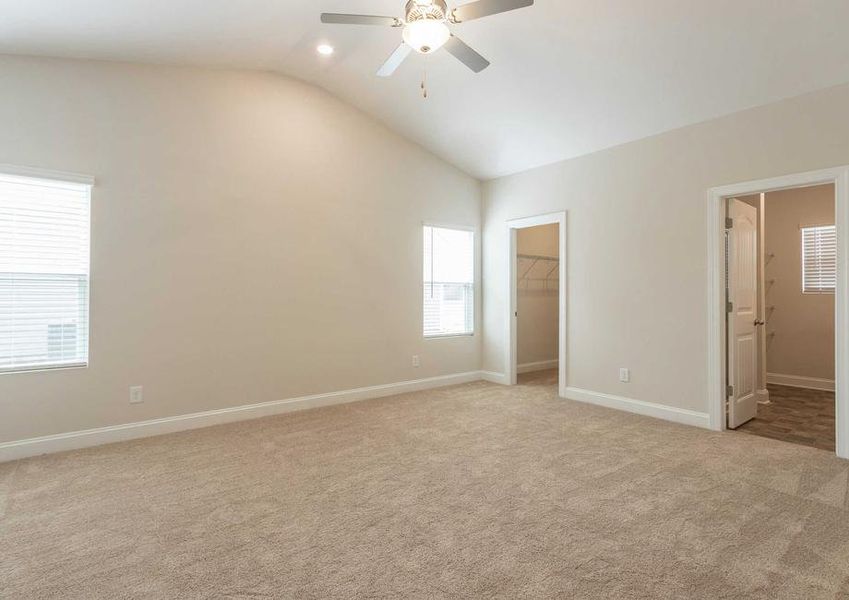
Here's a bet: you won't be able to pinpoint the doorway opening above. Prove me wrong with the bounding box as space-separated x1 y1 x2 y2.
708 167 849 459
726 186 835 451
506 212 567 398
516 223 560 386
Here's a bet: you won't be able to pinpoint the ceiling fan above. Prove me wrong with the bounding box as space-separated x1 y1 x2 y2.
321 0 534 77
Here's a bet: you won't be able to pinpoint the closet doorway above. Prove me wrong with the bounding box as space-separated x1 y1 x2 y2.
506 212 567 397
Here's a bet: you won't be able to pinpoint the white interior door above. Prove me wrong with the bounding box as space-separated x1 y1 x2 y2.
727 198 759 428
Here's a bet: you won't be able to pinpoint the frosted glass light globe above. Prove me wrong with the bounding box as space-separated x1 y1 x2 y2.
402 20 450 54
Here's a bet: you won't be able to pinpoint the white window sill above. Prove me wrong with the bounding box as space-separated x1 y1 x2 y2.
424 333 475 339
0 363 88 376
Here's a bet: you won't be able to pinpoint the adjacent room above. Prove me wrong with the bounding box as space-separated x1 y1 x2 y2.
2 1 849 598
729 185 837 451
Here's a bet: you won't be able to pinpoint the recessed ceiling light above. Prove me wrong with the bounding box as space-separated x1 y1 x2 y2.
317 44 334 56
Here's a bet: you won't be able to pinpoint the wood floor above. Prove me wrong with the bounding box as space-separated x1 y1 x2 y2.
737 383 835 452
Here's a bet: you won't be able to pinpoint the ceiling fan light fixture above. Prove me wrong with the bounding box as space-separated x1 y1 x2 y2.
402 19 450 54
320 0 535 76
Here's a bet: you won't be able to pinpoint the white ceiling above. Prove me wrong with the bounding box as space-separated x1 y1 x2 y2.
2 1 849 179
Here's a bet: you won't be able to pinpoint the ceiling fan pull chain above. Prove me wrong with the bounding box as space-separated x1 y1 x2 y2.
421 68 428 99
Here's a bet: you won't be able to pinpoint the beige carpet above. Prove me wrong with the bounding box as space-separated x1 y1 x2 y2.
2 370 849 599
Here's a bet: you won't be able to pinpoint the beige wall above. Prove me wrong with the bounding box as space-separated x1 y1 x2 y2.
482 82 849 414
517 224 559 366
0 56 481 443
764 185 835 380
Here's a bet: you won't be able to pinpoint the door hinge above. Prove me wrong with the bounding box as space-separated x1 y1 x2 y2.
726 301 733 313
726 384 734 397
725 217 733 229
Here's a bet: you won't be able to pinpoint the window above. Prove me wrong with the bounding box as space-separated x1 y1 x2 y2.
801 224 836 294
0 171 92 373
423 225 474 337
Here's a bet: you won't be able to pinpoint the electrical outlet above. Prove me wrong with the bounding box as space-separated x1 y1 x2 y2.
129 386 144 404
619 368 630 383
412 355 420 368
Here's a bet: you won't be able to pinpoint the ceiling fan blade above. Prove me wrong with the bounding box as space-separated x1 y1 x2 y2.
444 35 490 73
377 44 413 77
450 0 534 23
321 13 402 27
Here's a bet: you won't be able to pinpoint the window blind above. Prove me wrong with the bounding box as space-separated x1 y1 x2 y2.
423 225 474 337
801 224 836 294
0 172 91 373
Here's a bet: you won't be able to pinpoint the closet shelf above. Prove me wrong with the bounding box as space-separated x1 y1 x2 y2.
517 253 559 289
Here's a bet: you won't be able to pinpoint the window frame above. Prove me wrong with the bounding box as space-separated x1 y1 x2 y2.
422 222 476 339
0 164 94 375
800 223 836 295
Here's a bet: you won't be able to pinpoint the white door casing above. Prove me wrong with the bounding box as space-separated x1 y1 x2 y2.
727 199 759 428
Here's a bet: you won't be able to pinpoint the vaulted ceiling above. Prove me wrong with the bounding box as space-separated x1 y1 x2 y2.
2 0 849 179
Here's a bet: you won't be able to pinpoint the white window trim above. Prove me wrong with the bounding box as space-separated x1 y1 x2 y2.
424 331 475 340
422 221 476 232
0 164 94 187
0 165 94 375
422 222 476 339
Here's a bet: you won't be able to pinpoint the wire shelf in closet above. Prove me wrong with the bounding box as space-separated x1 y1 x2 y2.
517 253 559 290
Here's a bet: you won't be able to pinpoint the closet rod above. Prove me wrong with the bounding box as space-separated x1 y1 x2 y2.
517 253 558 261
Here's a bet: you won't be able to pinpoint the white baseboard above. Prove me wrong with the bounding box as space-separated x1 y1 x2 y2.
756 388 771 405
517 359 558 374
480 371 509 385
0 371 482 463
767 373 835 392
563 386 711 429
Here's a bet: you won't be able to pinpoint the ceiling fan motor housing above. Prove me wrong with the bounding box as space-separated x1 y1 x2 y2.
405 0 448 23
